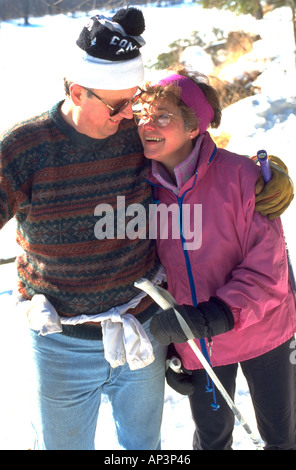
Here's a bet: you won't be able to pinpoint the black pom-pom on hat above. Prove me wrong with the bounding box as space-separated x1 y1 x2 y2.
76 7 145 62
112 7 145 36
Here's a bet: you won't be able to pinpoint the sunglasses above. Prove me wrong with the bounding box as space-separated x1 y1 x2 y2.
84 87 132 117
133 111 175 128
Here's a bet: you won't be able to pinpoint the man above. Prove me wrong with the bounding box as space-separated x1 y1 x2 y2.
0 7 293 450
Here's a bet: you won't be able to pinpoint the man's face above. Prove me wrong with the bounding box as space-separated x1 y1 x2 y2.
72 85 138 139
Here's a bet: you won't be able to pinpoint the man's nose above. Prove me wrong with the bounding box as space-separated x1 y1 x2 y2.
142 117 156 129
121 102 134 119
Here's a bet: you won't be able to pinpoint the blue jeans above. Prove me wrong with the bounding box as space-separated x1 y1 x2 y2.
29 319 167 450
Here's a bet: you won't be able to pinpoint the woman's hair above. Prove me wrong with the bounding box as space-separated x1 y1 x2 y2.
138 65 222 131
63 78 72 97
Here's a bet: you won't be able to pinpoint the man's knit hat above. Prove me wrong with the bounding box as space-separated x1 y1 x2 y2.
66 7 146 90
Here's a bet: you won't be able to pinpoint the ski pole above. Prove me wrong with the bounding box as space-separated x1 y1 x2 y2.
257 150 296 292
134 278 264 451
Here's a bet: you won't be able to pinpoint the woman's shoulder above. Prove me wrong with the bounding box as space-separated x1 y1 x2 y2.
215 146 260 180
201 133 259 179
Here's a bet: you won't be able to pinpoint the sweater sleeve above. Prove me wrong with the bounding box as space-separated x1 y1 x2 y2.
215 196 289 331
0 145 17 229
0 122 35 230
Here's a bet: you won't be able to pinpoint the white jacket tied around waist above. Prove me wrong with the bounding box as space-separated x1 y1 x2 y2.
17 267 165 371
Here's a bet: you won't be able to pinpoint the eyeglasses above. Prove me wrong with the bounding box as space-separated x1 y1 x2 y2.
133 111 175 128
83 87 131 117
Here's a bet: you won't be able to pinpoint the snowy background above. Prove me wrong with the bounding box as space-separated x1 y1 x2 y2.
0 1 295 450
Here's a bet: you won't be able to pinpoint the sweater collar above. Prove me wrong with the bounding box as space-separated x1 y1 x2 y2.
50 101 124 149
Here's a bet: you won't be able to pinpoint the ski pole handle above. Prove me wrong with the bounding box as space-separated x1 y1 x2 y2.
166 356 182 373
257 150 272 184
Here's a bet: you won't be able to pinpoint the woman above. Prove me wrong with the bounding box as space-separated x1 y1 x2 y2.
134 66 296 450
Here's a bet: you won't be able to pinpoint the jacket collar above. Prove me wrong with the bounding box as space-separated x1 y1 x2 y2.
148 132 217 196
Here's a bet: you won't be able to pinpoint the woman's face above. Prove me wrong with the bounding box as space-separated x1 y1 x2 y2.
137 98 198 170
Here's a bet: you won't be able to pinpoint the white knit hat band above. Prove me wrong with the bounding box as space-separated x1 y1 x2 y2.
66 49 144 90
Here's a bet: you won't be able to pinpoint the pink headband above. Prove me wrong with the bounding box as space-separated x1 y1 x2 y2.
157 74 214 134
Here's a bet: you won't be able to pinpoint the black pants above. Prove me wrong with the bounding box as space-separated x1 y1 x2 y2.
189 338 296 450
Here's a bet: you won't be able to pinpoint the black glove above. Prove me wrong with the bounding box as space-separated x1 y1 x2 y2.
150 296 234 345
166 345 194 396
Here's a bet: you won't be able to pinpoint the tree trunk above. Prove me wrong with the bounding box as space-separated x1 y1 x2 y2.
23 0 30 25
288 0 296 67
254 0 264 19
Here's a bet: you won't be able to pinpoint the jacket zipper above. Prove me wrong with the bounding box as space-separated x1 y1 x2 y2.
149 173 213 357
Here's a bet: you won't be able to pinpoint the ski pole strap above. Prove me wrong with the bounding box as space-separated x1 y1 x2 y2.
200 337 220 410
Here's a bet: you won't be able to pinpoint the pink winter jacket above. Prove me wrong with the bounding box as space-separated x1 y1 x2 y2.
148 132 296 369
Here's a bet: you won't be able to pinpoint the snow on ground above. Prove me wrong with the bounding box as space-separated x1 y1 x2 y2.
0 2 295 450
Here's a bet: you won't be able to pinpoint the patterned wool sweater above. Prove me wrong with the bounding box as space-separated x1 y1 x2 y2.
0 102 160 338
